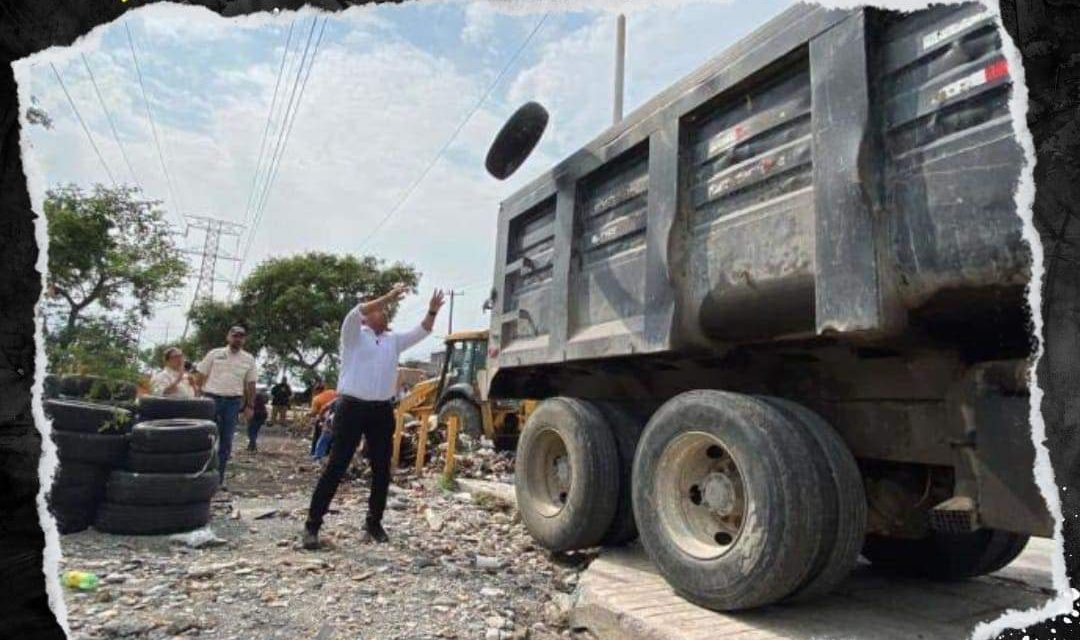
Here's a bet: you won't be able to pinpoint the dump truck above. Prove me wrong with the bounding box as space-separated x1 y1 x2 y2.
485 3 1050 611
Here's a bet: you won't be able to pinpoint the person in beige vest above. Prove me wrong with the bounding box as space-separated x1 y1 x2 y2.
194 325 258 489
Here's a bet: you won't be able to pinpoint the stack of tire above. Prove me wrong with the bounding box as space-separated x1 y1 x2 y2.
94 396 220 535
45 400 134 534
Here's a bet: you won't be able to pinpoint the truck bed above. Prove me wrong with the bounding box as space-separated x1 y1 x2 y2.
488 3 1026 391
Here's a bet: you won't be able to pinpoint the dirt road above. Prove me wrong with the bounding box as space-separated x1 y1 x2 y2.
58 428 578 640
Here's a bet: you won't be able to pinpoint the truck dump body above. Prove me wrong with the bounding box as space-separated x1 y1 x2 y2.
499 4 1051 606
489 3 1026 390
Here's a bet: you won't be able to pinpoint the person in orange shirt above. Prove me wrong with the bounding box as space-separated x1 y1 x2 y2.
308 381 338 456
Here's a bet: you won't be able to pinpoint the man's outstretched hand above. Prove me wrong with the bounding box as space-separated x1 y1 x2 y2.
429 289 446 315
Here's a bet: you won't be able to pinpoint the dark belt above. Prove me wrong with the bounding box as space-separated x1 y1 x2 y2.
204 393 242 400
340 394 393 406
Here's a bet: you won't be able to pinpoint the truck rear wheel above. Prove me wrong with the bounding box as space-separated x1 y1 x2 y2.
758 397 866 602
594 402 645 546
515 397 619 552
633 390 824 610
862 529 1029 580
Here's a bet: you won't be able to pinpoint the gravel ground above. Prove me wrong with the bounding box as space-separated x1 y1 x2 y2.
57 427 586 640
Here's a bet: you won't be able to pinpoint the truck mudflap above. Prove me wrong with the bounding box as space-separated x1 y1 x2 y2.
945 360 1053 538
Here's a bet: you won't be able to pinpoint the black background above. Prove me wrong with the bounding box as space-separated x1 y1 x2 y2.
0 1 1077 638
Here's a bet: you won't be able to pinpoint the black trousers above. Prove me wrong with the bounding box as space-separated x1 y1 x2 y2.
305 396 394 532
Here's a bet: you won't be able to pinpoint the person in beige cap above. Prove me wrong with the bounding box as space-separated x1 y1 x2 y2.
194 325 258 489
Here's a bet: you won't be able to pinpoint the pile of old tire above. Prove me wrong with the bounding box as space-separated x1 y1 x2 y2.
95 417 219 535
44 399 134 534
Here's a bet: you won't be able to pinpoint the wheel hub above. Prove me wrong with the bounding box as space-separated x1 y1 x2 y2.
702 472 737 516
524 428 572 518
654 431 747 560
554 455 571 490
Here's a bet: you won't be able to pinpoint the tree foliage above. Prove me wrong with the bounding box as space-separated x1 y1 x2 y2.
182 253 419 382
44 184 188 330
46 314 143 382
185 299 261 358
238 252 419 378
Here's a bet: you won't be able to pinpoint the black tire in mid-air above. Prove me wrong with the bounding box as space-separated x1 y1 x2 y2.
632 390 825 611
136 396 216 421
129 419 216 454
94 501 212 535
862 528 1029 580
515 397 620 552
105 471 219 506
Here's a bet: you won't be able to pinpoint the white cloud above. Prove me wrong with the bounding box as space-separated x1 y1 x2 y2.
462 1 498 48
17 0 785 362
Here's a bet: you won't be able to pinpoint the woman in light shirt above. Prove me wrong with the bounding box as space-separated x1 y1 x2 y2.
150 347 196 398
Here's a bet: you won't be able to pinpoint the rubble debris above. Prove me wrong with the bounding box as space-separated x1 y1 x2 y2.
58 432 587 639
168 527 226 549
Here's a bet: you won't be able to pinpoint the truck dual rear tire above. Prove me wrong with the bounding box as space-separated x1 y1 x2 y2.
594 402 646 546
515 397 620 552
758 396 867 602
632 391 828 610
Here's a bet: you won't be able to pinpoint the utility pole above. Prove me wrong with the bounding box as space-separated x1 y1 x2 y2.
614 14 626 125
447 290 465 334
181 215 245 338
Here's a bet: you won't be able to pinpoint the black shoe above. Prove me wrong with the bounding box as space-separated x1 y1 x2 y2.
302 528 321 550
364 521 389 544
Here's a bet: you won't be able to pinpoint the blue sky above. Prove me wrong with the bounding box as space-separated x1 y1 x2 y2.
19 0 793 363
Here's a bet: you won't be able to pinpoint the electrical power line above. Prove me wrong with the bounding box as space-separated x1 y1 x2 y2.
50 62 118 188
126 21 184 223
356 12 550 252
237 16 327 276
248 17 324 236
241 19 297 230
81 52 144 195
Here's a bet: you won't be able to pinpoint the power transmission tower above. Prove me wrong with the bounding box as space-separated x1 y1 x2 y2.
182 215 244 338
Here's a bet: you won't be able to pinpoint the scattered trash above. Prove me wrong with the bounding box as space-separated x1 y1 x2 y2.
57 433 582 639
62 570 100 591
169 527 226 549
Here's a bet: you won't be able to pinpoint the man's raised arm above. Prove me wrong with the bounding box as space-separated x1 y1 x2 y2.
342 284 409 350
397 289 445 352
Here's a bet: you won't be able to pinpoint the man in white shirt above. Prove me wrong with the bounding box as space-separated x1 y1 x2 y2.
304 285 444 549
194 325 258 488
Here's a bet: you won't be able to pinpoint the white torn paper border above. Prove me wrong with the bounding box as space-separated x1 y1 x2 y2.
15 0 1071 637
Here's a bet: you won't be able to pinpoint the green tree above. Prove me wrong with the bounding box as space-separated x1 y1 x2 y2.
45 184 188 330
185 298 259 359
46 314 142 382
235 252 419 381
